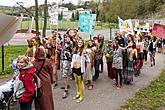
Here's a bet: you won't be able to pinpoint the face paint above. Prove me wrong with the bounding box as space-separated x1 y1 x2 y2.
31 39 37 46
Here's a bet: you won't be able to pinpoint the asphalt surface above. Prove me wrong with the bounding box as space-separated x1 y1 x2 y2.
52 53 165 110
1 29 165 110
0 53 164 110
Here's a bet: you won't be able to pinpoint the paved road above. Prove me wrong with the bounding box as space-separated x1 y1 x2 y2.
52 53 165 110
0 53 164 110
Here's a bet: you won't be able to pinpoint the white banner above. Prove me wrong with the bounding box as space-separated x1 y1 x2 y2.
48 7 58 25
118 16 134 35
134 21 150 32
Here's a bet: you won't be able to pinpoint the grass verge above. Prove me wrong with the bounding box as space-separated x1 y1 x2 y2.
120 66 165 110
0 45 27 74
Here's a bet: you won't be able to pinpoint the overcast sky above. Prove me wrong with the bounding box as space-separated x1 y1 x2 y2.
0 0 90 7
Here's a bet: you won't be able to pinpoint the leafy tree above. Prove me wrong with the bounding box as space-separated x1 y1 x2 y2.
71 12 75 21
60 3 76 10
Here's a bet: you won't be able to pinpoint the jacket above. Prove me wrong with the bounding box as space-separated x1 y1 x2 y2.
19 65 35 103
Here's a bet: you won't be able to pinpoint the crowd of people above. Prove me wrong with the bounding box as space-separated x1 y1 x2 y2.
1 28 165 110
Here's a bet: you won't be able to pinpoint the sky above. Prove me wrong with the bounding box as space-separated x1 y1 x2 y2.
0 0 90 7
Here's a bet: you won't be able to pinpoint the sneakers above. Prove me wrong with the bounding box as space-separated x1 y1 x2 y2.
62 90 68 99
61 85 70 89
73 95 80 100
76 97 83 103
53 83 58 89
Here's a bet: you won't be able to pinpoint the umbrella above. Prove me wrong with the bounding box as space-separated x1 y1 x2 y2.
0 13 22 46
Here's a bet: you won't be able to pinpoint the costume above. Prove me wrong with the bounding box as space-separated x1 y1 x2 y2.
71 52 86 102
105 46 114 79
61 41 72 78
32 47 54 110
84 47 94 89
125 48 134 84
93 43 103 81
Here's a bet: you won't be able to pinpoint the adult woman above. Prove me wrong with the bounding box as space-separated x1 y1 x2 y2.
32 45 54 110
112 41 124 89
24 39 34 61
71 39 87 103
61 34 72 99
149 36 157 67
17 55 35 110
105 40 114 80
45 33 60 88
93 37 103 81
84 40 94 90
31 37 46 55
136 36 144 68
125 42 136 84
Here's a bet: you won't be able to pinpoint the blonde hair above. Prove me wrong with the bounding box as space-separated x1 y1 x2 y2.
18 55 29 65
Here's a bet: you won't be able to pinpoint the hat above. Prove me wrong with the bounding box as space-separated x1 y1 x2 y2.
93 36 98 40
108 40 112 43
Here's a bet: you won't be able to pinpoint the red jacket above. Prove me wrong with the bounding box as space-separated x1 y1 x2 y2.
19 66 35 103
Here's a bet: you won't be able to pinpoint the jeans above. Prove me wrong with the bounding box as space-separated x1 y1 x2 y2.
115 69 122 86
93 59 102 81
20 99 33 110
100 58 103 71
143 50 148 62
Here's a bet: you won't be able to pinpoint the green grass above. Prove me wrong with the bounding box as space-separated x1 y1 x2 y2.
19 19 118 31
120 67 165 110
0 45 27 74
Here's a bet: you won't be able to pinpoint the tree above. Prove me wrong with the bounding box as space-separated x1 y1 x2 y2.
42 0 48 38
71 12 75 21
75 11 79 20
60 3 76 10
35 0 39 36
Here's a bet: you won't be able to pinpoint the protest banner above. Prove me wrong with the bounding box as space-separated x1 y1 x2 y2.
134 21 150 32
48 7 58 25
118 16 134 35
152 24 165 39
78 13 96 36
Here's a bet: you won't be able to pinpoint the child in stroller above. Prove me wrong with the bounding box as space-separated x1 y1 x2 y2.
0 59 19 110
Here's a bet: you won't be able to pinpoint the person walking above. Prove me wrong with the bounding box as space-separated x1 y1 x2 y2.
32 46 54 110
71 39 87 103
105 40 114 80
84 40 94 90
148 36 157 67
61 34 72 99
17 55 35 110
112 41 124 89
93 37 103 81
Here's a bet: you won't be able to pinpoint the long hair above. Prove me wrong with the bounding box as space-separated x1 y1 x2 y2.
113 41 119 51
32 37 42 46
86 40 93 48
75 40 84 56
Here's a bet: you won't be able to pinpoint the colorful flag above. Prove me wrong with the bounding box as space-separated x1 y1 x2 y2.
118 16 134 35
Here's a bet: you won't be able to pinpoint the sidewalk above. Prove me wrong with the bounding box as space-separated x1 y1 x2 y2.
53 53 165 110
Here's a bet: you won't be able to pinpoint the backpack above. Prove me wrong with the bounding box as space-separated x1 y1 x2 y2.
33 59 45 99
